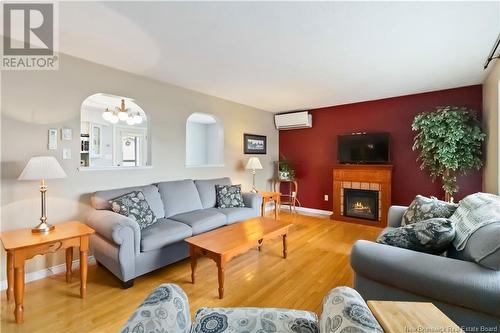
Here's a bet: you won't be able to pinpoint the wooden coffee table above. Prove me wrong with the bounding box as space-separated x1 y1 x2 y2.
185 217 291 299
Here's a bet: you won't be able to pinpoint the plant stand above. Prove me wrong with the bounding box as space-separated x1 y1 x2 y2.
273 179 298 213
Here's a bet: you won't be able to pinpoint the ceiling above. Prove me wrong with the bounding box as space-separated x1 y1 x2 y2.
59 1 500 112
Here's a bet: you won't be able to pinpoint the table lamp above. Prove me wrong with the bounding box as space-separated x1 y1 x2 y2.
245 157 263 193
18 156 67 233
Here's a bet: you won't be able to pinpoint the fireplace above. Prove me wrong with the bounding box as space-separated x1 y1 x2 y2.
343 188 379 221
332 164 392 227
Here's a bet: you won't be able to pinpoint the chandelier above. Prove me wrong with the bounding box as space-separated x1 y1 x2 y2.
102 99 143 125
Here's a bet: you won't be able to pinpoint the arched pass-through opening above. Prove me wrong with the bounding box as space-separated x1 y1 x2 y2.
186 112 224 167
80 93 151 169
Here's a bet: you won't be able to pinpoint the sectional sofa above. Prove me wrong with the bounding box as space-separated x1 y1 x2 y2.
86 178 262 287
351 205 500 329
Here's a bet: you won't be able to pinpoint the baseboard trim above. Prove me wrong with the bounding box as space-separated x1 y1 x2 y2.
0 255 95 291
280 205 333 216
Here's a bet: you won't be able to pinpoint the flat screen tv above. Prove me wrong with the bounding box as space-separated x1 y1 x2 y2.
338 133 390 164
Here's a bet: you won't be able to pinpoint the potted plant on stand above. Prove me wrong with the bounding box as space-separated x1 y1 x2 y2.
277 155 295 181
412 106 485 202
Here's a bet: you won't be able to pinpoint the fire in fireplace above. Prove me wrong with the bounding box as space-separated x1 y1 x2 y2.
343 188 379 221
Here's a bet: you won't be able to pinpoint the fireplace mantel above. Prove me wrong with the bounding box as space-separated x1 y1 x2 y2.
331 164 393 227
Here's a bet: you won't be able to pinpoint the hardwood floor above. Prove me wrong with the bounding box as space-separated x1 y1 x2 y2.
0 212 381 333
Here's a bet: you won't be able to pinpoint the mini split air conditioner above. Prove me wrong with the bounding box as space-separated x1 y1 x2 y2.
274 111 312 130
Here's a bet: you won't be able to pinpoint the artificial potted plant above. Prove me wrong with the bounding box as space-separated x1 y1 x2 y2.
412 106 485 202
277 155 295 181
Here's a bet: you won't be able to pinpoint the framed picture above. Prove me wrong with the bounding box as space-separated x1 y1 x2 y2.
244 133 267 154
48 128 58 150
61 127 73 141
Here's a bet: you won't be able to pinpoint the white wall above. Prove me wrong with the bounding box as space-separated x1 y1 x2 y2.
0 54 278 280
483 61 500 194
206 123 224 165
87 124 114 167
186 121 209 166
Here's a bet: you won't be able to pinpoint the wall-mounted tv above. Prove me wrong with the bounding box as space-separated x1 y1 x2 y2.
338 132 390 164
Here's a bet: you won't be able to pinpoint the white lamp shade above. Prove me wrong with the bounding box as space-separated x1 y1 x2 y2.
246 157 263 170
110 114 119 124
18 156 67 180
102 109 113 121
126 117 136 125
133 114 143 124
118 111 129 121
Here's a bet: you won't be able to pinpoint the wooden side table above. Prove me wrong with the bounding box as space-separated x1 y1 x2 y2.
0 221 95 324
259 191 280 219
367 301 463 333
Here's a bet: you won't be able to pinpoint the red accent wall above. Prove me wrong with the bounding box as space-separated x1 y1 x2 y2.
279 85 483 210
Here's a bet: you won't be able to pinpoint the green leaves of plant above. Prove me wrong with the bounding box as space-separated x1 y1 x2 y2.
412 106 485 196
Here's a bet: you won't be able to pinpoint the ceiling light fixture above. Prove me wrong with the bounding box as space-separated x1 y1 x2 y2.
102 99 143 125
116 99 130 121
126 117 136 126
133 112 143 124
102 107 113 121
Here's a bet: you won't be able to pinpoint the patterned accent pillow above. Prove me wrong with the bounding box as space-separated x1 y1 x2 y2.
192 307 319 333
377 218 456 254
215 185 245 209
401 195 458 226
109 191 158 230
320 286 383 333
120 283 191 333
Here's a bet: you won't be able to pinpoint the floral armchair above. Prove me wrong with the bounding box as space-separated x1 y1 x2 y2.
120 284 383 333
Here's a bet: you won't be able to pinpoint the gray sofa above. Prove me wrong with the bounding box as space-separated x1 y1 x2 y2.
86 178 261 287
351 205 500 329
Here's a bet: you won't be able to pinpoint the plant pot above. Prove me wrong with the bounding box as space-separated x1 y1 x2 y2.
279 171 290 181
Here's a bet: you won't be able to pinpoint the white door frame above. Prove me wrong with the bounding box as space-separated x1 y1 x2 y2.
114 126 148 166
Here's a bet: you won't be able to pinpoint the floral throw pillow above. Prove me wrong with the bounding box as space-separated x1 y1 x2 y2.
401 195 458 226
320 286 383 333
109 191 158 230
192 307 319 333
215 184 245 209
377 218 456 255
120 283 191 333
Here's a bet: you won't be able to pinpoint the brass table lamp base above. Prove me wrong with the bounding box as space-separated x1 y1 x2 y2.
32 221 55 233
250 169 258 193
32 180 56 234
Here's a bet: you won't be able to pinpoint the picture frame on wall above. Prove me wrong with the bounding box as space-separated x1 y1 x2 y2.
48 128 58 150
244 133 267 154
61 127 73 141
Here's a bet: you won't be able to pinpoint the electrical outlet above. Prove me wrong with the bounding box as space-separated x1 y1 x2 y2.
292 191 296 198
324 194 329 201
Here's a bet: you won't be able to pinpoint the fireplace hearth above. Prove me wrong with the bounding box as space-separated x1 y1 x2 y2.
332 164 392 227
343 188 379 221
